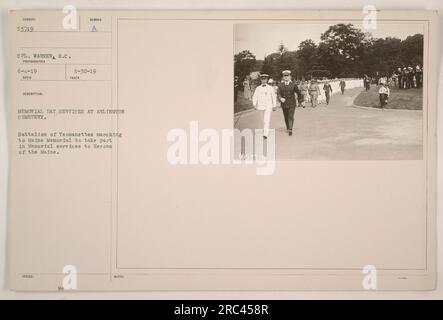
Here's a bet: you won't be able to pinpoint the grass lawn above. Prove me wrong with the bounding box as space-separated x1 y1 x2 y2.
353 86 423 110
234 91 254 113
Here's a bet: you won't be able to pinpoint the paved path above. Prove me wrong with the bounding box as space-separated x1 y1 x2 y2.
234 88 422 160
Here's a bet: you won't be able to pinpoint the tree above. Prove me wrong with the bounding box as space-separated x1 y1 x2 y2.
279 50 299 78
318 23 369 77
261 41 302 80
296 39 319 79
362 34 423 77
400 34 424 68
249 24 423 81
234 50 256 80
277 42 287 55
363 37 402 77
261 52 282 80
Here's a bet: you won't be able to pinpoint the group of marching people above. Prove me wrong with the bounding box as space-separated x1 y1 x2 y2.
393 65 423 89
362 65 423 92
242 70 344 139
362 65 423 109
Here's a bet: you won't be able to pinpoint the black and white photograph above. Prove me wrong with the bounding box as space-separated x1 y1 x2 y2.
1 6 440 298
234 22 425 160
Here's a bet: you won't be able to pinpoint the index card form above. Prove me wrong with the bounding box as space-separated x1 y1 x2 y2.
9 10 115 290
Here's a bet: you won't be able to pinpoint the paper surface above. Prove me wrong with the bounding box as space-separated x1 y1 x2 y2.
7 9 438 291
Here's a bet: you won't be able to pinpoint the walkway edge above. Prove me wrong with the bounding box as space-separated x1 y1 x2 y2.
234 107 256 117
351 103 422 112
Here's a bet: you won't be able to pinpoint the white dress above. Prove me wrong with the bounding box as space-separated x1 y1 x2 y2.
243 80 252 100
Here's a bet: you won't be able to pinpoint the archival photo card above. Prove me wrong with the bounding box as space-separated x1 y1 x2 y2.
7 10 438 291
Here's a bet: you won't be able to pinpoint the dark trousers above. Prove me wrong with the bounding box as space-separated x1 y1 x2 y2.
340 87 345 94
416 74 422 88
281 104 296 131
325 92 331 104
379 93 388 108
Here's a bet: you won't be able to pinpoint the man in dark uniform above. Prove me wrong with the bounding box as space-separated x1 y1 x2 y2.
415 65 423 88
363 75 371 91
277 70 301 136
402 67 409 89
323 81 333 105
396 67 403 89
407 66 414 88
339 79 346 94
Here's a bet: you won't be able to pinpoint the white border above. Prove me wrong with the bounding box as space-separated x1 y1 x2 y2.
0 0 442 299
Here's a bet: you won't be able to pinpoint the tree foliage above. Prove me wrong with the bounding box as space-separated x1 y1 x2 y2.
234 24 424 80
234 50 256 80
317 24 368 77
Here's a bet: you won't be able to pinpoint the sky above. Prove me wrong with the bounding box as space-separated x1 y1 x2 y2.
234 22 424 59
